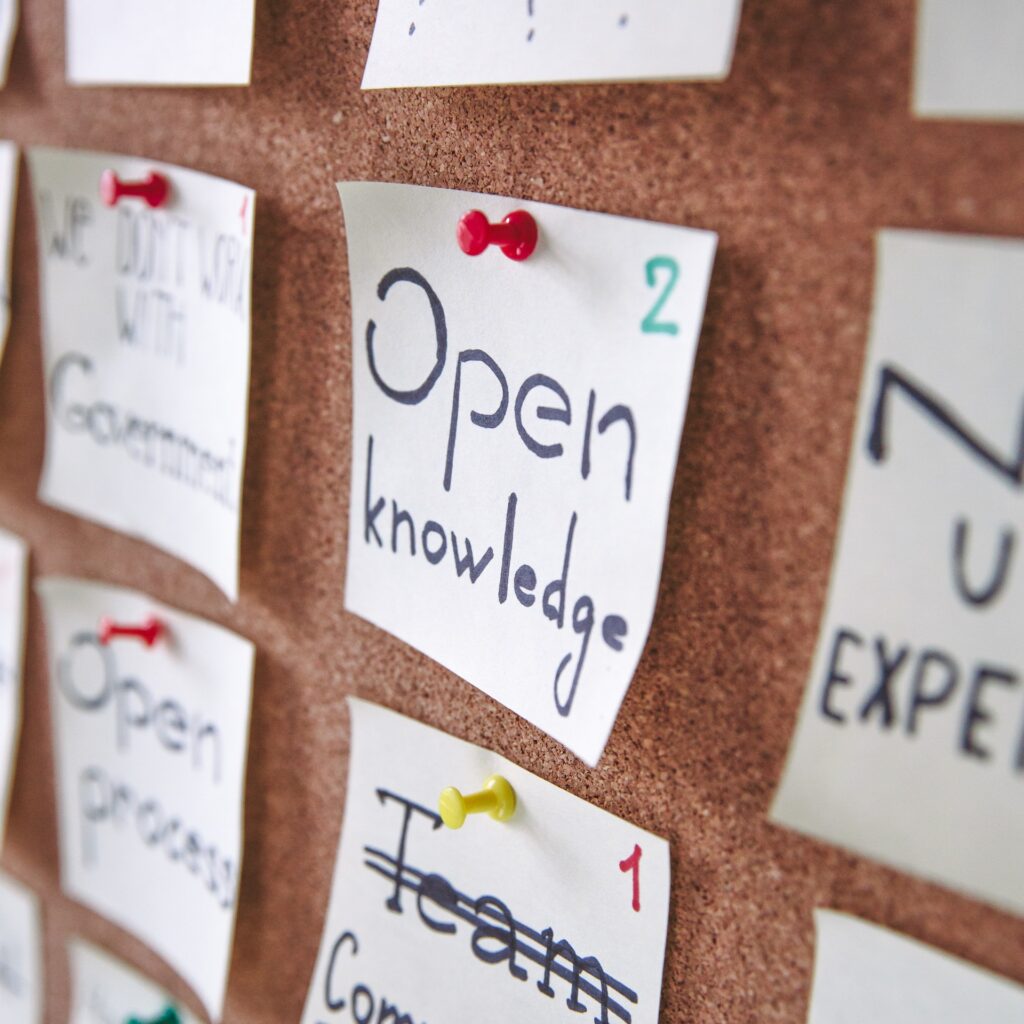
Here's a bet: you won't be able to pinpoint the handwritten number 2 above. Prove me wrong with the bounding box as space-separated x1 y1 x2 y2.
641 256 680 336
619 843 642 912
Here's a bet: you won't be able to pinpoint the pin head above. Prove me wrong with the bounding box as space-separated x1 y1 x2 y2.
98 615 165 647
100 169 170 209
439 774 517 829
457 209 537 261
126 1008 181 1024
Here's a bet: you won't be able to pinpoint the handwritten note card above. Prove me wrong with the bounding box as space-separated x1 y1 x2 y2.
0 528 26 850
362 0 743 88
28 148 255 599
302 698 671 1024
0 141 16 367
0 0 15 86
340 182 715 765
915 0 1024 121
0 873 41 1024
772 230 1024 915
69 938 200 1024
38 577 255 1022
808 910 1024 1023
67 0 255 86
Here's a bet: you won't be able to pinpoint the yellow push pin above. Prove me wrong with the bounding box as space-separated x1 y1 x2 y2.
439 774 516 829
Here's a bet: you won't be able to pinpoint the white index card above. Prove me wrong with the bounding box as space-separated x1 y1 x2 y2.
339 181 717 766
302 698 672 1024
362 0 743 88
39 577 255 1021
67 0 255 86
773 230 1024 917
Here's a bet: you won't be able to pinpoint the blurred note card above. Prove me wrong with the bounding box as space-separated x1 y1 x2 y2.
302 698 671 1024
915 0 1024 121
0 0 16 87
362 0 743 88
339 182 716 765
0 141 16 366
808 910 1024 1023
0 873 41 1024
69 938 201 1024
0 527 27 849
40 577 255 1022
28 148 255 599
67 0 255 86
772 230 1024 915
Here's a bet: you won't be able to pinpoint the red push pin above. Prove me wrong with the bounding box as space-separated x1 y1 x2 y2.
457 209 538 262
99 169 170 209
97 615 166 648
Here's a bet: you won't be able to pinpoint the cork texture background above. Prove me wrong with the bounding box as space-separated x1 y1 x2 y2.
1 0 1022 1021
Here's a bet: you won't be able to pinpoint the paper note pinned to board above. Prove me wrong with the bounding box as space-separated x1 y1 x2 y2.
808 910 1024 1023
772 230 1024 916
66 0 255 86
69 937 201 1024
0 0 15 86
38 577 255 1022
301 698 671 1024
915 0 1024 122
339 182 716 766
362 0 743 88
0 527 27 851
27 148 255 600
0 873 41 1024
0 142 17 368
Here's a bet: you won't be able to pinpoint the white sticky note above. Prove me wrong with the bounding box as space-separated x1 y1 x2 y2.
0 141 17 368
302 698 671 1024
340 182 716 766
808 910 1024 1023
66 0 255 86
0 528 27 851
69 937 201 1024
0 873 42 1024
362 0 743 89
772 230 1024 916
28 148 255 600
38 577 255 1022
915 0 1024 122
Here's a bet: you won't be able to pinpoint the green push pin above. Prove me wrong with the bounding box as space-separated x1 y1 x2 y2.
126 1008 181 1024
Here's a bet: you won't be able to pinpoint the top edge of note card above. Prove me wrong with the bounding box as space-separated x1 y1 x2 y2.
66 0 255 86
362 0 744 89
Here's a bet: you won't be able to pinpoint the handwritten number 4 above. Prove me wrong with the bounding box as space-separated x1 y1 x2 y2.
619 843 642 912
641 256 680 336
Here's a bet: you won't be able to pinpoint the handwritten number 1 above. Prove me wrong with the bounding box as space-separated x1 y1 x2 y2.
619 843 642 912
641 256 680 336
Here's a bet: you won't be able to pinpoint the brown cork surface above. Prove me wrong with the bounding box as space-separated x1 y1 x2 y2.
0 1 1022 1021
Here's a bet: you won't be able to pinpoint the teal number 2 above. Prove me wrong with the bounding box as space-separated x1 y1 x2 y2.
641 256 680 336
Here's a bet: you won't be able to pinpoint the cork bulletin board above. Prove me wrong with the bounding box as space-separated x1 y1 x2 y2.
0 1 1022 1021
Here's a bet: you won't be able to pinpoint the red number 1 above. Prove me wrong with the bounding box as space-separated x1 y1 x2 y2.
619 843 642 912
